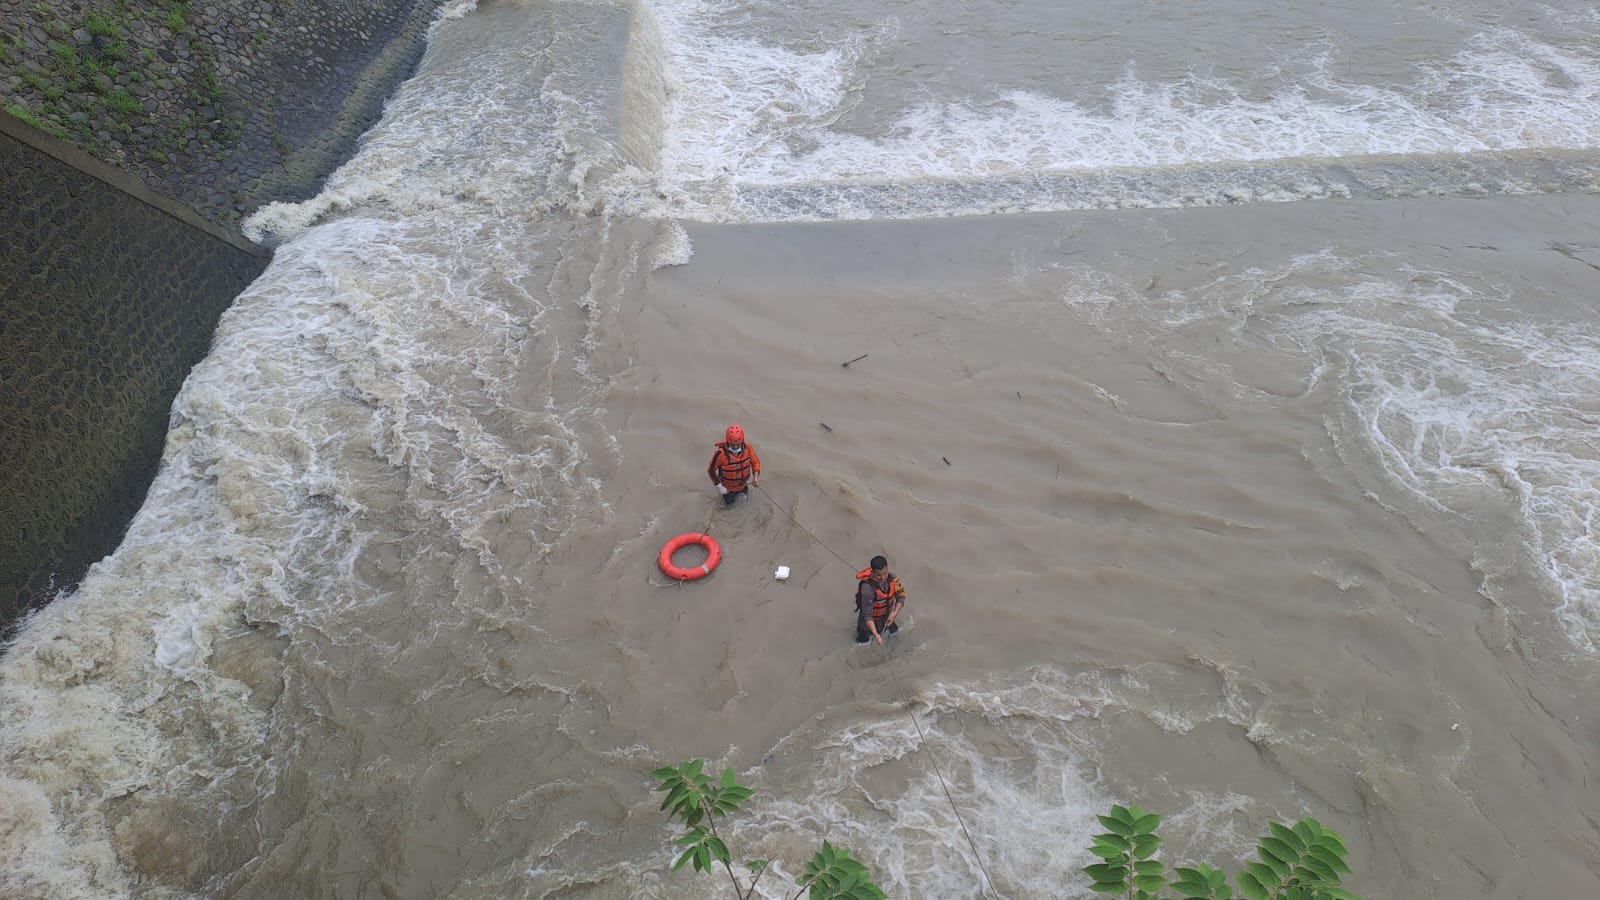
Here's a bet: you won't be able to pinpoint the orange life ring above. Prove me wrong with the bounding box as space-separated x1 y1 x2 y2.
659 532 721 581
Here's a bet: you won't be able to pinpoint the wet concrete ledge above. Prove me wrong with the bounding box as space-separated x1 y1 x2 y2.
1 112 269 257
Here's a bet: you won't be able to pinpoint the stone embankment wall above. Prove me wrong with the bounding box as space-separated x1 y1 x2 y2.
1 118 268 628
2 0 447 229
1 0 447 634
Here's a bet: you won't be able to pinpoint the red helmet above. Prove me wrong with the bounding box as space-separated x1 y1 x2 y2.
725 424 745 444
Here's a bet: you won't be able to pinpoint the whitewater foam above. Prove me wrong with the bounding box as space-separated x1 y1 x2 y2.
1069 248 1600 654
636 0 1600 221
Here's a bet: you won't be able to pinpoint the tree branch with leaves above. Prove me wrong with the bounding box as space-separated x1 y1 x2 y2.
652 760 887 900
1083 804 1360 900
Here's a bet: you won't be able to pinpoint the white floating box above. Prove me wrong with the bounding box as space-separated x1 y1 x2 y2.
774 565 790 581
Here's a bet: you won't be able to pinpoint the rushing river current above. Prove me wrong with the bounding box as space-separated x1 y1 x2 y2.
4 0 1600 897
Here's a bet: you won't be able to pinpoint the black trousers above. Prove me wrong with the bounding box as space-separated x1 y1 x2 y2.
720 488 747 506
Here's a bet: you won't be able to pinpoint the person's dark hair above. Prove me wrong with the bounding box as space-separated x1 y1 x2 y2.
870 555 888 571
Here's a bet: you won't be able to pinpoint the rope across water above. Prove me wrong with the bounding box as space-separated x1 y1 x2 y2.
648 482 1001 893
753 483 1001 898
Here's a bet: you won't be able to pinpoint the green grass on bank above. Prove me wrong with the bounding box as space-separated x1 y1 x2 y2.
2 0 241 163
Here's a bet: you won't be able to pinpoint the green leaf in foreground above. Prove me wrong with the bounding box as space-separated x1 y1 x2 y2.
654 760 885 898
1082 803 1361 900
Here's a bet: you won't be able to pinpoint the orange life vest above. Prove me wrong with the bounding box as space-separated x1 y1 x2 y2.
708 441 758 491
855 568 903 618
